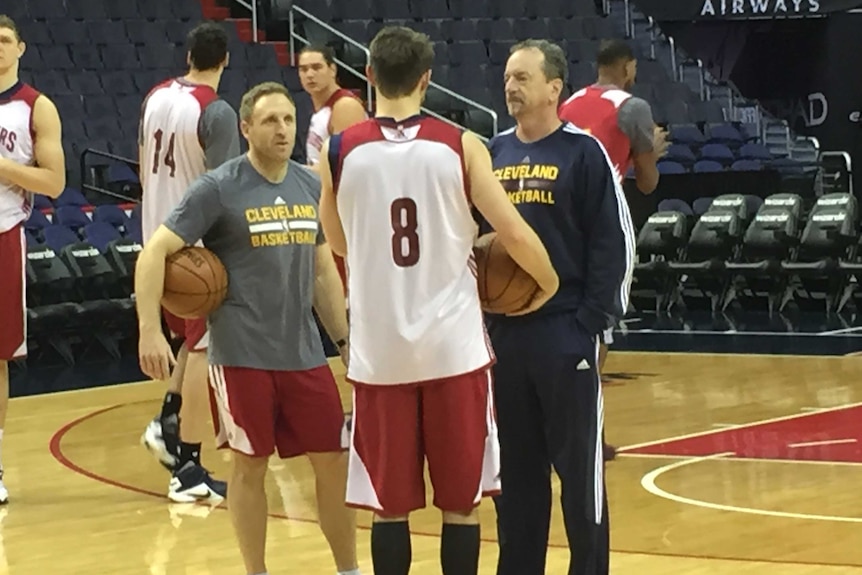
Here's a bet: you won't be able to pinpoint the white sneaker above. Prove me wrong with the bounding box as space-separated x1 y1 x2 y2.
141 417 179 472
0 470 9 504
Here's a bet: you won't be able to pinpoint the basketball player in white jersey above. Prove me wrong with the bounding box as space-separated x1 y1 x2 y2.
299 45 367 293
318 26 560 575
0 15 66 504
138 21 240 503
299 45 367 171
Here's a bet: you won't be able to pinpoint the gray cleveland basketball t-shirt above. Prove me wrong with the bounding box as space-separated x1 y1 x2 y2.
163 155 327 371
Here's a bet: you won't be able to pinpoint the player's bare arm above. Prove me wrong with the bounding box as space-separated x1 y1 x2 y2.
463 131 559 310
312 242 349 364
0 95 65 198
328 98 367 134
318 139 347 257
134 225 186 381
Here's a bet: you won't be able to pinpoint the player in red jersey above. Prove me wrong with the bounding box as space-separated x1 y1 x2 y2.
559 39 668 458
137 22 240 503
0 14 66 504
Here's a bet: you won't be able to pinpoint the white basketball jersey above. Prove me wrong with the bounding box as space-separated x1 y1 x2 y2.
334 116 493 386
139 78 218 243
306 88 362 165
0 83 39 233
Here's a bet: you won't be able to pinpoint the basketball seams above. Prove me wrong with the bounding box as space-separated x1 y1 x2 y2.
162 247 228 318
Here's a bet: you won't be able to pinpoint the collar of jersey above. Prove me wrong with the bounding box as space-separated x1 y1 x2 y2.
375 114 424 128
0 81 23 102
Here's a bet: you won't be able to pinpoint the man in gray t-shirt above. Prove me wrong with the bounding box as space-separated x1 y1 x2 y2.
134 82 360 575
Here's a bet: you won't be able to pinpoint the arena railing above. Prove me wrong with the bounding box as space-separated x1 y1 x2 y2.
79 149 141 204
286 4 499 139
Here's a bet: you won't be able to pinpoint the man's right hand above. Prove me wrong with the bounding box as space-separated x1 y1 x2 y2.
138 328 176 381
506 276 559 317
653 126 670 158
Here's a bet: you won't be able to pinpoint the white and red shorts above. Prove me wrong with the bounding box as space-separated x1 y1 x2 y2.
207 363 346 458
0 225 26 361
162 309 208 351
346 369 501 517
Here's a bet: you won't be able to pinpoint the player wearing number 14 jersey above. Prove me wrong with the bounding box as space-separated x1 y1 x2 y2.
138 22 239 503
319 26 559 575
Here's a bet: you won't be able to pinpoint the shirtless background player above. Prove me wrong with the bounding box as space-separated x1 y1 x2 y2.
558 39 668 448
319 26 559 575
0 14 66 504
138 21 240 502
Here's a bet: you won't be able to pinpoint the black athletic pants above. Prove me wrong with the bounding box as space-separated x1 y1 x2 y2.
489 313 609 575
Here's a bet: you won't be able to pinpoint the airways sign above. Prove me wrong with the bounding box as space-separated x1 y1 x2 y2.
635 0 862 20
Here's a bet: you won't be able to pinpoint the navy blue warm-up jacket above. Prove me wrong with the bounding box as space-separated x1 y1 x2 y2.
483 122 635 335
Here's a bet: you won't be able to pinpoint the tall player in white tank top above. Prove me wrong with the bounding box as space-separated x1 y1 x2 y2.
137 22 239 504
298 45 368 292
318 25 559 575
0 16 66 505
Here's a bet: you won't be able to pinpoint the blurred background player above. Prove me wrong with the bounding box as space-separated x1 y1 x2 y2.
486 39 634 575
138 21 240 503
558 39 668 458
0 14 66 504
319 26 558 575
137 81 360 575
299 45 367 172
298 44 367 287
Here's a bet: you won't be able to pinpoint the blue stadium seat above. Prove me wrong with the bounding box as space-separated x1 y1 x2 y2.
101 45 140 70
51 21 89 45
102 72 138 96
448 0 489 19
657 199 694 216
43 225 81 253
700 143 735 165
693 160 723 173
93 205 130 230
24 210 52 237
657 160 687 175
32 71 72 96
412 0 450 20
86 21 129 45
731 159 763 172
665 144 697 165
28 0 66 20
18 21 52 46
670 124 707 147
82 222 123 253
54 206 92 232
68 72 105 95
739 143 772 161
32 195 53 212
55 187 89 208
104 0 140 19
127 20 168 45
137 0 174 21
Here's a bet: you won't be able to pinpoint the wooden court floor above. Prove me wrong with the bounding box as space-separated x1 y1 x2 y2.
2 351 861 574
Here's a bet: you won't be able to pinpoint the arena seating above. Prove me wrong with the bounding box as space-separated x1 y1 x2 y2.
630 192 862 316
8 0 841 367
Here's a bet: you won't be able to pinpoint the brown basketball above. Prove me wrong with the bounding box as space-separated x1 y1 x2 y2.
474 232 539 314
161 246 228 319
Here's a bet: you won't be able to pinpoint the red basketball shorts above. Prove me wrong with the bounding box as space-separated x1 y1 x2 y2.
346 369 501 517
0 225 27 361
207 363 346 458
162 309 208 351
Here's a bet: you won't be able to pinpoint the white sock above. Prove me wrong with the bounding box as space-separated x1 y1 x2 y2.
338 570 361 575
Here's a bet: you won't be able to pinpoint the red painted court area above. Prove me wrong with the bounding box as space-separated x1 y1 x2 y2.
625 405 862 463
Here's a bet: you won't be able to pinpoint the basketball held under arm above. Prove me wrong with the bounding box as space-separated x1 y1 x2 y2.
318 139 347 257
0 95 65 198
134 225 186 334
464 132 559 300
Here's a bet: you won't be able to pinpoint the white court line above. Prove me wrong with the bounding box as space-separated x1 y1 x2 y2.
640 453 862 523
617 401 862 452
817 326 862 336
620 452 862 467
711 423 741 429
788 438 857 449
624 328 862 337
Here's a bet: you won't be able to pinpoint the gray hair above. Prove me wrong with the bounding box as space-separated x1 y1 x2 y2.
510 39 568 86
